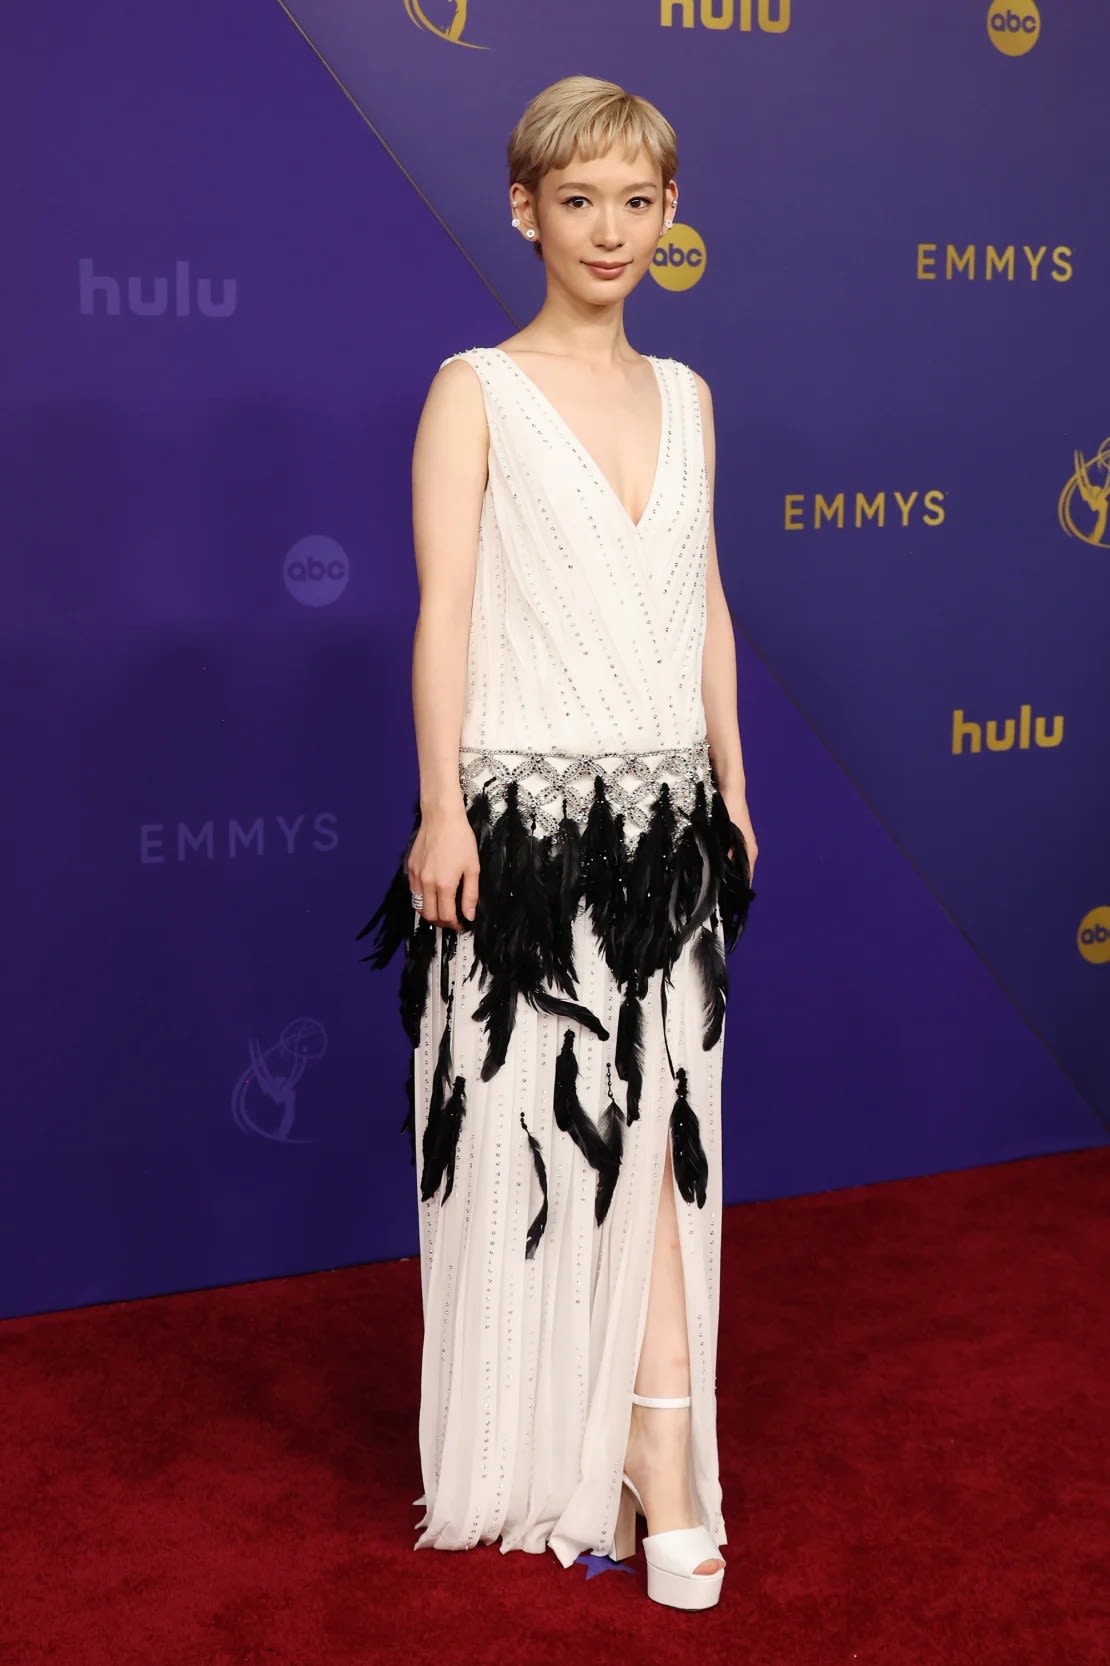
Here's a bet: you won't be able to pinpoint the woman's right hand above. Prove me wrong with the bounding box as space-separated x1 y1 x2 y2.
407 806 481 930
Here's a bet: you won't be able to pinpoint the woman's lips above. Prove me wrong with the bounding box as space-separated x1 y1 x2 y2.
583 261 630 278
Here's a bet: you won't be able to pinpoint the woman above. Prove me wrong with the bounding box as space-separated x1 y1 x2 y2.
361 74 757 1611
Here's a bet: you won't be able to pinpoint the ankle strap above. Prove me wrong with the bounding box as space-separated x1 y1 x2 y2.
631 1391 692 1408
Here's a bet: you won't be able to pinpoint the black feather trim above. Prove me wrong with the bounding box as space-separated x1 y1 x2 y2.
669 1066 709 1208
519 1111 548 1259
692 920 728 1050
553 1029 621 1181
362 763 754 1183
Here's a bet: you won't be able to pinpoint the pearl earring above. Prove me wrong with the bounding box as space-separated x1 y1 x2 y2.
511 215 520 227
525 229 536 239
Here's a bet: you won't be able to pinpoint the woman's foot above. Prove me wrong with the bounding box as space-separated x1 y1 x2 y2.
623 1400 725 1576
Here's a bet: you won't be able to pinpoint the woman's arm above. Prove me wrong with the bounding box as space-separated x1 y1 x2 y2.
407 357 488 925
692 370 758 878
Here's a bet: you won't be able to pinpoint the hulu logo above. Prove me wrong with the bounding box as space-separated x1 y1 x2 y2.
660 0 790 31
78 258 237 318
951 705 1064 755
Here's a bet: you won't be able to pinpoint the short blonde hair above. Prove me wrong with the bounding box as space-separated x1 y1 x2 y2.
507 75 678 261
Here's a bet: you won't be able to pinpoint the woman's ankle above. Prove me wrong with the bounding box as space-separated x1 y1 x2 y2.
627 1399 692 1459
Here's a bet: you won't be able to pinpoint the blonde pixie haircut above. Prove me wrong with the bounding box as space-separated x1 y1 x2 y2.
507 75 678 261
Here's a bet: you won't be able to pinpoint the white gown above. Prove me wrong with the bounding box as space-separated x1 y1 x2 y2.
361 344 754 1567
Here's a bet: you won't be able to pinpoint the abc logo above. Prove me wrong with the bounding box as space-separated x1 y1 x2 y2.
1076 907 1110 966
986 0 1040 55
283 535 350 607
650 222 707 294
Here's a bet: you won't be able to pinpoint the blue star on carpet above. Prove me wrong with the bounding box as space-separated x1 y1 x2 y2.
575 1552 636 1580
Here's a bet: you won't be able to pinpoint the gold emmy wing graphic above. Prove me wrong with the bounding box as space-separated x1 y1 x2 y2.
403 0 488 49
1058 440 1110 549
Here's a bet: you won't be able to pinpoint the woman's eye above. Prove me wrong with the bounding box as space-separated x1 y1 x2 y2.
562 196 654 210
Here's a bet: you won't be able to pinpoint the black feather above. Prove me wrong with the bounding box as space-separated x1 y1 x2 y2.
399 918 437 1047
594 1079 625 1225
420 999 458 1201
669 1066 709 1208
400 1050 416 1167
439 1072 467 1202
466 785 493 853
692 921 728 1050
357 848 416 968
581 777 626 956
542 798 582 977
530 986 609 1040
521 817 560 986
555 797 582 910
709 791 756 953
553 1028 621 1179
621 784 678 974
471 780 536 981
519 1111 549 1259
659 972 677 1081
439 925 457 1002
471 969 518 1081
664 789 720 971
614 980 645 1124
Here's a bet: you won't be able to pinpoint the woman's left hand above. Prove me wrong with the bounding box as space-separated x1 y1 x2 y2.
724 792 758 886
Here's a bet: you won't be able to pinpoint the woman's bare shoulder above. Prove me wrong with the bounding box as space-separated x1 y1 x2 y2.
657 356 714 425
418 352 488 447
655 352 709 390
425 349 488 405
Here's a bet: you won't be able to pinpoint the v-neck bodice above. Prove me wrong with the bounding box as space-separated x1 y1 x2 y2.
438 344 711 756
486 347 666 535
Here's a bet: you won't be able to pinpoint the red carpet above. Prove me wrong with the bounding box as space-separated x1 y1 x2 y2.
5 1148 1109 1666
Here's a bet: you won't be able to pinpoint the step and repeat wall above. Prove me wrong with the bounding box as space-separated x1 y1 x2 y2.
3 0 1107 1317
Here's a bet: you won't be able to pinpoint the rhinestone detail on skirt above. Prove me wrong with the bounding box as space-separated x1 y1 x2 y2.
458 738 713 839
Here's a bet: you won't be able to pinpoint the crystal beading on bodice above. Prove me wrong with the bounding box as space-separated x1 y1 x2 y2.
444 346 712 760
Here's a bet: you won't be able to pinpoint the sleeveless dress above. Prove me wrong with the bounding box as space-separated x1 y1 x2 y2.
359 344 754 1567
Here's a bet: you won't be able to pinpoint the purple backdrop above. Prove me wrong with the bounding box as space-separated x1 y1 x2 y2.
2 0 1106 1319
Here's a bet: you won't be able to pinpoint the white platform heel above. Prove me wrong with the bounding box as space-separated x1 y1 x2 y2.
611 1390 725 1611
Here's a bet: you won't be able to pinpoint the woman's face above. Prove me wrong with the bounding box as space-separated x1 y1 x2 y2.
522 145 674 295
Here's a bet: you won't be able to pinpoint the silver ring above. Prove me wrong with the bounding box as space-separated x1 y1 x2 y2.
411 892 424 910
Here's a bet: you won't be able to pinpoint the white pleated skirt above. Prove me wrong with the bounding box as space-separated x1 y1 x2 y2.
410 904 728 1567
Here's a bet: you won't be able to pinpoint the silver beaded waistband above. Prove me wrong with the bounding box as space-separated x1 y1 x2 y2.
457 739 713 839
